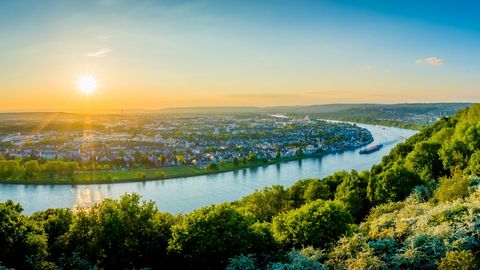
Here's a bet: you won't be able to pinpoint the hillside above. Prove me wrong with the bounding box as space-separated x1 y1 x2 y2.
1 105 480 269
158 103 471 115
158 103 472 128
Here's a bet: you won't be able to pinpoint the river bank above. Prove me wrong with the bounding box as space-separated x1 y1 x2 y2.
0 139 373 185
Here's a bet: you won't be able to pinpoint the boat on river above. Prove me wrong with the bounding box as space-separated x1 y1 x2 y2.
359 144 383 154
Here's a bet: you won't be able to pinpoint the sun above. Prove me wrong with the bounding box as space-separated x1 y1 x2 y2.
76 74 98 95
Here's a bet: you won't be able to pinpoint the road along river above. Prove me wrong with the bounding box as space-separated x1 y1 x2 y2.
0 123 416 214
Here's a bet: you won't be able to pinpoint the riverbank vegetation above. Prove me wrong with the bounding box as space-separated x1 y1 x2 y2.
0 144 371 184
1 105 480 269
321 116 424 130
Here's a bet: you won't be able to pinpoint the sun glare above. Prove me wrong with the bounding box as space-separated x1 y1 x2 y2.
76 74 98 95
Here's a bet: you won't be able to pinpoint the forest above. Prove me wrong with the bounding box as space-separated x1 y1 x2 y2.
1 105 480 269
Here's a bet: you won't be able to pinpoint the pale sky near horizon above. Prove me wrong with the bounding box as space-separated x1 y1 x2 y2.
1 0 479 112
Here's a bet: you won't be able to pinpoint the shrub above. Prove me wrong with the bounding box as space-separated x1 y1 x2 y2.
437 250 478 270
327 234 384 269
226 254 258 270
206 162 219 171
368 238 397 261
155 171 166 178
267 250 326 270
434 175 471 202
392 235 446 270
136 171 146 179
410 180 438 202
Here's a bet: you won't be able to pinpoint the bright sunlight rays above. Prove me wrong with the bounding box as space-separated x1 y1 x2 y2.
76 74 98 95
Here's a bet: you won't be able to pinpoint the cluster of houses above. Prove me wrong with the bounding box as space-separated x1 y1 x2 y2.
0 115 372 169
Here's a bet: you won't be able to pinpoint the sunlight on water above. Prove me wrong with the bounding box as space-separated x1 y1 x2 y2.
74 187 110 210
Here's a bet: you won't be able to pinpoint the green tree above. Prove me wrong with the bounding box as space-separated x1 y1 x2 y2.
335 170 370 221
176 155 185 165
248 153 258 162
465 150 480 176
42 161 65 178
31 208 73 262
241 156 248 164
439 139 471 174
303 180 331 203
24 160 40 178
65 194 177 269
324 171 352 195
0 160 21 177
64 162 79 177
405 142 444 180
158 154 166 166
233 157 240 166
239 185 293 222
272 200 353 248
368 163 421 204
119 150 126 161
288 179 314 207
206 162 219 171
168 203 255 269
0 200 50 269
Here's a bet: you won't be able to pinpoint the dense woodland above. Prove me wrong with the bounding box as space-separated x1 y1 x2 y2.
2 105 480 269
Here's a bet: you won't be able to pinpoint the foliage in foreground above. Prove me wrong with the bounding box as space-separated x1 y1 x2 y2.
1 179 480 269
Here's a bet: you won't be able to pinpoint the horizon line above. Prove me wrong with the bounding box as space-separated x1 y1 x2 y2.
0 102 474 115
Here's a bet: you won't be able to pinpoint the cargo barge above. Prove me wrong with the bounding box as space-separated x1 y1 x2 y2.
359 144 383 154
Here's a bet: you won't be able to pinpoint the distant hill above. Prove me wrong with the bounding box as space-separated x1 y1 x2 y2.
157 103 474 128
157 103 472 115
155 103 374 114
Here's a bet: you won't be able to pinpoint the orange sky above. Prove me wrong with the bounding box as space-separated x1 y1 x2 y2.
1 1 479 112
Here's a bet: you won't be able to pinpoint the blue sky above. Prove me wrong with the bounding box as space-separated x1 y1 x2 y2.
0 0 479 110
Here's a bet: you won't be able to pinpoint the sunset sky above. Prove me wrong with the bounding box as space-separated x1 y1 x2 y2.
1 0 479 112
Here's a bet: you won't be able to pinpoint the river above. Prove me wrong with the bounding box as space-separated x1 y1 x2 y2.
0 123 416 214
